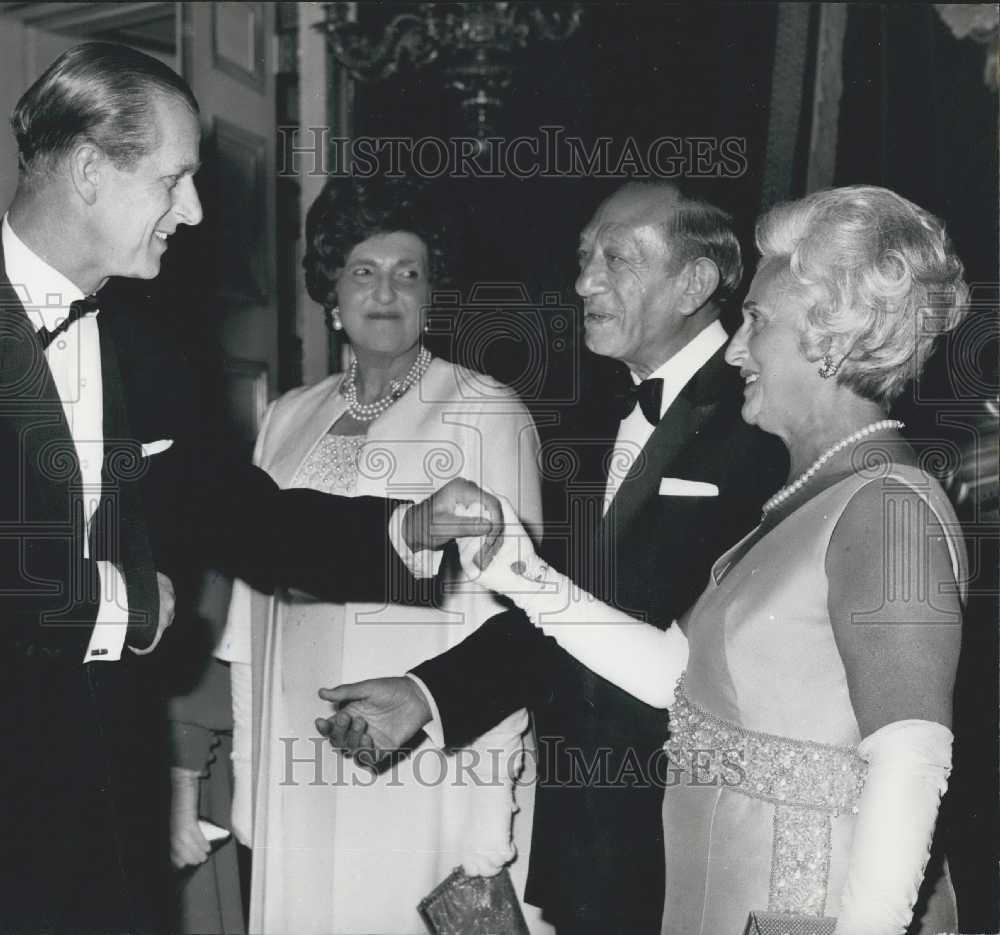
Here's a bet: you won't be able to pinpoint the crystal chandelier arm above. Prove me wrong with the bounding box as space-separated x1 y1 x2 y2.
321 7 438 81
521 6 584 42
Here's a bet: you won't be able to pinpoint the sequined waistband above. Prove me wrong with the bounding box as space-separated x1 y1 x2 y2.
664 674 867 816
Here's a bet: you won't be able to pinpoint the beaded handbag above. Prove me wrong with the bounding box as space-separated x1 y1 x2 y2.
418 867 530 935
744 911 837 935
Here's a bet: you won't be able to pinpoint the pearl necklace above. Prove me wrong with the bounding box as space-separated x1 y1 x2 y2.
343 347 432 422
761 419 904 515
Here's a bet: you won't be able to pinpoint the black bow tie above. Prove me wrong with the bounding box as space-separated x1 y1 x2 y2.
37 295 99 350
621 377 663 426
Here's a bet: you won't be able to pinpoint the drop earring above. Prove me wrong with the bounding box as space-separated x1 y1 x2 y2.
818 352 840 379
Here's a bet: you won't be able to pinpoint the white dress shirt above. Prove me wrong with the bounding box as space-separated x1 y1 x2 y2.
3 215 130 663
603 319 728 513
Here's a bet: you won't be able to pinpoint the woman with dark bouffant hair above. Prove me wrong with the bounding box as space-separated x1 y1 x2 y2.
220 176 550 934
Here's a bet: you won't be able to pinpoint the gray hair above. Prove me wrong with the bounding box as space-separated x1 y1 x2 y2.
620 181 744 306
756 185 969 406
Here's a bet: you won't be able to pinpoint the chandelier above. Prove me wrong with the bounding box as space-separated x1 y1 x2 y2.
318 2 584 139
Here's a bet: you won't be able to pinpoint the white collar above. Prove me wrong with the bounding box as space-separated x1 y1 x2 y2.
3 213 88 332
630 319 728 418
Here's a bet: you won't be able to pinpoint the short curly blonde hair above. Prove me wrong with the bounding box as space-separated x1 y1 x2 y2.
756 185 969 406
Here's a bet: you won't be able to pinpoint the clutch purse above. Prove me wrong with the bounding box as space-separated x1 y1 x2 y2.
418 867 530 935
744 911 837 935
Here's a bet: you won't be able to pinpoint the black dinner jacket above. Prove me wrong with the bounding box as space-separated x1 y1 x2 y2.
0 238 176 932
413 343 788 928
0 243 161 656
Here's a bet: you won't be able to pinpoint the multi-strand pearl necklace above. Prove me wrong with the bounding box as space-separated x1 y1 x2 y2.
343 346 432 422
761 419 904 516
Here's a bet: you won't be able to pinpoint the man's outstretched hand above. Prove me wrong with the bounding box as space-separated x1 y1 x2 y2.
401 478 503 568
315 677 433 769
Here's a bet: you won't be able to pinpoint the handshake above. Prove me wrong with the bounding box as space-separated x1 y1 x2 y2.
399 476 506 570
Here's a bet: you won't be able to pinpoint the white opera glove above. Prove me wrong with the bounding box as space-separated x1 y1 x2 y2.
835 719 953 934
459 709 529 877
458 496 689 709
229 660 253 848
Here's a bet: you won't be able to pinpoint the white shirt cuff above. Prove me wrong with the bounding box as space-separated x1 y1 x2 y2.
388 503 443 579
85 562 129 663
404 672 445 748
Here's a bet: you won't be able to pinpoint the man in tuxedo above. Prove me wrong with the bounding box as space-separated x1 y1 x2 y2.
0 42 500 933
319 181 788 934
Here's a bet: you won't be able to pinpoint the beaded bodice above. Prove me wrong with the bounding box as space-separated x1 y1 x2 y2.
289 434 364 495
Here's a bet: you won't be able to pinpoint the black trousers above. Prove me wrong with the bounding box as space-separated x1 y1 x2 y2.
0 655 171 934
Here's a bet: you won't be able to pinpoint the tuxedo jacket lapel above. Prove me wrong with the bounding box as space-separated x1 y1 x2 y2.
601 344 731 541
90 315 136 561
605 391 695 538
99 315 125 436
90 303 159 645
0 244 82 520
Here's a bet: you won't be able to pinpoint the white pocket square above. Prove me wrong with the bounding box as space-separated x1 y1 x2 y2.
659 477 718 497
140 439 173 458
